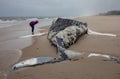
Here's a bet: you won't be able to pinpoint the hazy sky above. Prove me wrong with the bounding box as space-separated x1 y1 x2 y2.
0 0 120 17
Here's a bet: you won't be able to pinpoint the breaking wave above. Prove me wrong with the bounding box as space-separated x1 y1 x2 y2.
0 19 25 28
0 17 54 28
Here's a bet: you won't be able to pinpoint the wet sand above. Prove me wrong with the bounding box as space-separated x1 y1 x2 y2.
0 16 120 79
0 22 34 79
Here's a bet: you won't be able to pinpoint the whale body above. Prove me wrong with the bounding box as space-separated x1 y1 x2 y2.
12 18 119 71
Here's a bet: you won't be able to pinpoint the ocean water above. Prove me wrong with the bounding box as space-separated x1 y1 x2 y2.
0 17 55 28
0 18 24 28
0 16 77 28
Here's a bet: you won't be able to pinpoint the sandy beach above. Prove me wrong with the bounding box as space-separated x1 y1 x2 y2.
0 16 120 79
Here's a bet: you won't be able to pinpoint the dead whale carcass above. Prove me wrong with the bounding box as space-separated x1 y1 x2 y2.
47 18 119 61
48 18 88 48
12 18 87 71
12 18 119 71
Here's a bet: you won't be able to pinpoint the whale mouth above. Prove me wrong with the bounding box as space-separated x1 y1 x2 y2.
12 66 17 71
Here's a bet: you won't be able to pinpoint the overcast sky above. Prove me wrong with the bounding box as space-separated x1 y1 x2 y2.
0 0 120 17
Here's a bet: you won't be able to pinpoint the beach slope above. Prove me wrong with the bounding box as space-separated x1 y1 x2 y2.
6 16 120 79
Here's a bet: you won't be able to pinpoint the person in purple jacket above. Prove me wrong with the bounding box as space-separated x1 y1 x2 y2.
29 20 39 34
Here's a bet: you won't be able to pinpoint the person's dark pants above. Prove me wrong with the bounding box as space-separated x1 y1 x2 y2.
30 25 34 33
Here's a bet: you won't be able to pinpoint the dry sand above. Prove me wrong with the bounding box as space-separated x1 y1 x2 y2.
0 16 120 79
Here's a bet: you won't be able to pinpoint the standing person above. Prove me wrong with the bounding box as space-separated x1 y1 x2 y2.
29 20 39 34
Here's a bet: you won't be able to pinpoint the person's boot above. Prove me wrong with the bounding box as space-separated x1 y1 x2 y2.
32 32 34 35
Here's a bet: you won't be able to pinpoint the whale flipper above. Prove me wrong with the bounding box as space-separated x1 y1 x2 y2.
12 57 55 70
88 29 116 37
